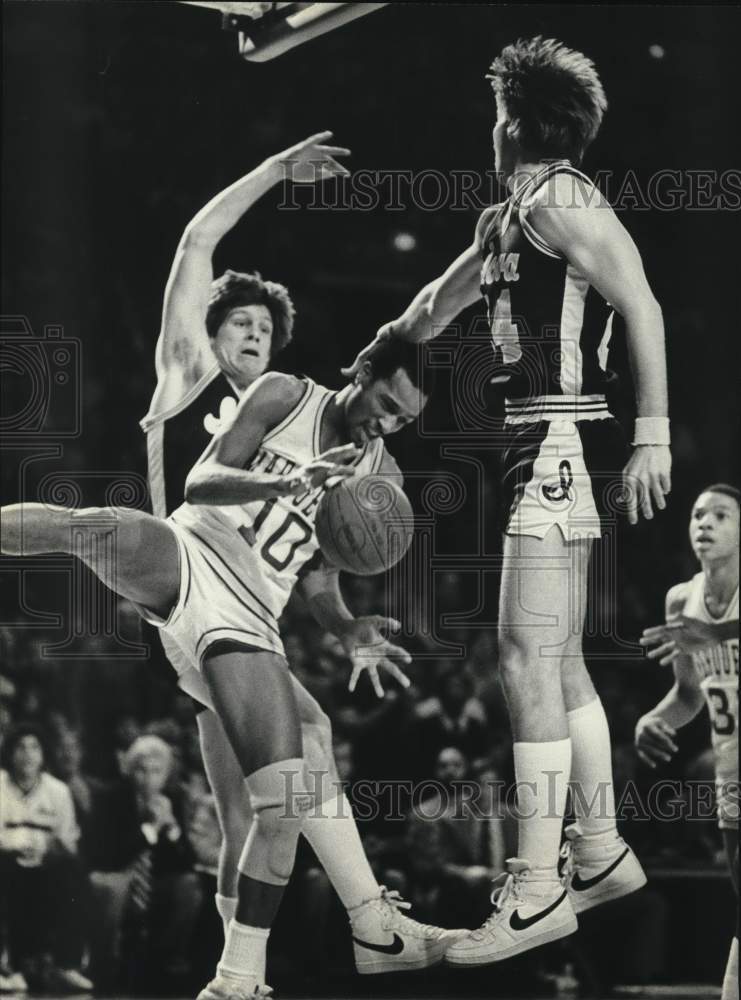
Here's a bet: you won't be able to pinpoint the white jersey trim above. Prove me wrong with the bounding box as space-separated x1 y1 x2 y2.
559 265 590 396
262 379 314 448
140 364 222 433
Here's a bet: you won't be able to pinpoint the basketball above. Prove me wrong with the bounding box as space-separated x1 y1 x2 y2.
315 474 414 575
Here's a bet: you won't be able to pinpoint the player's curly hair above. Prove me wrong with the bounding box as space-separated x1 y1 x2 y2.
367 337 435 398
206 269 295 357
487 36 607 164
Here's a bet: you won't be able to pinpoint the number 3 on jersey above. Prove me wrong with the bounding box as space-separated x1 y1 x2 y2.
707 685 738 737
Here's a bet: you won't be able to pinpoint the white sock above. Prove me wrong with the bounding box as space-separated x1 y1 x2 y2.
215 894 237 937
302 793 380 910
513 738 571 877
721 937 739 1000
567 699 618 839
217 920 269 983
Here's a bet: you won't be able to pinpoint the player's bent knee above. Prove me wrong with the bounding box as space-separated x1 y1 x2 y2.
239 757 312 886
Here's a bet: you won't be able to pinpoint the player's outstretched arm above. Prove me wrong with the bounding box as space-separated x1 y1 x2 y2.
184 372 358 505
155 133 351 385
342 232 486 376
298 554 412 698
635 585 705 768
530 174 671 525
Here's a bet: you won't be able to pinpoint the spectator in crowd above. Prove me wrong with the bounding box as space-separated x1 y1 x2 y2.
86 734 202 991
406 746 515 926
411 665 491 781
52 726 107 861
0 723 93 994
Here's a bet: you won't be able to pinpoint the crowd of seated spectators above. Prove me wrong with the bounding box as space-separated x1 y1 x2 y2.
0 569 730 998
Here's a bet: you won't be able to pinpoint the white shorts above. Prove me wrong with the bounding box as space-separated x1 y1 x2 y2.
500 416 628 540
136 516 285 695
716 745 739 831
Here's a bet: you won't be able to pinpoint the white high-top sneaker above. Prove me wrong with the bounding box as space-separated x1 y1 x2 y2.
559 823 647 914
196 976 272 999
350 885 467 974
444 859 578 966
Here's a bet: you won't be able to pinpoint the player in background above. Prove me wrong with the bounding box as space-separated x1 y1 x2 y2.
345 37 671 963
139 135 458 987
637 484 739 1000
1 338 464 1000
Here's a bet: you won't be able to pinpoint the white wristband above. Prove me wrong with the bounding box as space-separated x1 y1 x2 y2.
632 416 670 447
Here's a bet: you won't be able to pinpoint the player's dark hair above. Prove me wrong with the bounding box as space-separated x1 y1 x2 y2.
487 36 607 164
367 337 435 398
1 722 47 771
700 483 740 507
206 269 295 357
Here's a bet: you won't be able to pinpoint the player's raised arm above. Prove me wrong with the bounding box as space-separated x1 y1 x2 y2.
635 584 705 768
342 222 489 376
156 133 351 383
529 174 671 524
184 373 359 505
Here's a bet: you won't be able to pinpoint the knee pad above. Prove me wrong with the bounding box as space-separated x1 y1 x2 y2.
238 758 312 886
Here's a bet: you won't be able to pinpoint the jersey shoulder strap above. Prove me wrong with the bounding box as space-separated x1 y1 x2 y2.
515 162 596 261
140 363 223 433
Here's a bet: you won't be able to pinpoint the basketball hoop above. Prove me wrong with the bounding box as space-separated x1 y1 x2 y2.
179 2 389 62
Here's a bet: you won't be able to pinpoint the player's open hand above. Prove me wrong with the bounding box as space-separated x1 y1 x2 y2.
341 324 396 379
635 714 679 768
271 131 351 183
284 445 360 494
640 615 731 664
622 445 671 525
338 615 412 698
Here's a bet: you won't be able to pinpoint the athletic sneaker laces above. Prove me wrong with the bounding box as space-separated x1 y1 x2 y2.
363 886 448 941
471 870 524 940
559 837 577 883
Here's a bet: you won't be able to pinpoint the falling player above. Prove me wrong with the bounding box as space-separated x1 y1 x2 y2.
1 335 464 999
638 484 739 1000
346 36 671 963
138 134 462 991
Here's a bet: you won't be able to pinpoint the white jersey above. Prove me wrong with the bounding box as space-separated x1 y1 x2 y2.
681 573 739 807
170 377 385 620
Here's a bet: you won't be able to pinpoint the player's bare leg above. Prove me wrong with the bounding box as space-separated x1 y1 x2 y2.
558 542 647 913
447 527 578 966
0 503 179 616
197 645 309 999
721 829 739 1000
197 709 253 928
201 678 464 974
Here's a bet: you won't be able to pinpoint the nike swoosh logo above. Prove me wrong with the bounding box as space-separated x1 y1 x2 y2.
571 848 629 892
509 890 568 932
352 932 404 955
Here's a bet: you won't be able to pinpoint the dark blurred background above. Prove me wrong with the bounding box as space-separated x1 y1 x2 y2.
1 3 739 997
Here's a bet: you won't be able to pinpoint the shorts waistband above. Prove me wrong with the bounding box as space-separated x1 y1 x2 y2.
505 394 611 424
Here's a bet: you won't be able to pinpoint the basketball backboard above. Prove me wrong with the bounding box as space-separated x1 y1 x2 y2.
179 2 389 62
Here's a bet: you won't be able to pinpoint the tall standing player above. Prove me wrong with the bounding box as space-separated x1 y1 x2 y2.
346 37 671 962
139 134 457 982
638 484 739 1000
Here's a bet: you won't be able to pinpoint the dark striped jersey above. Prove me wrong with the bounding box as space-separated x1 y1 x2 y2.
479 161 614 423
140 366 238 518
